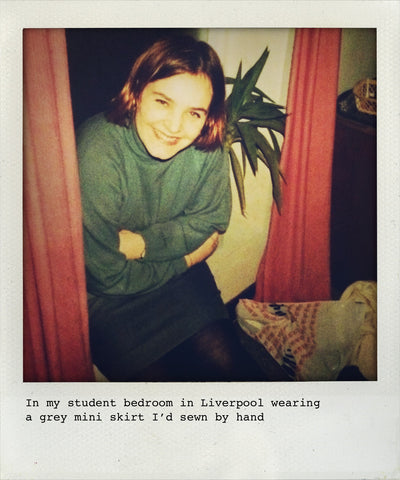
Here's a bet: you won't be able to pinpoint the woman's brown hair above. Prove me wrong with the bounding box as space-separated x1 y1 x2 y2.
107 35 226 151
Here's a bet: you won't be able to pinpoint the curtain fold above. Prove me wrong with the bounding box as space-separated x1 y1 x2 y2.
23 28 94 381
255 28 341 303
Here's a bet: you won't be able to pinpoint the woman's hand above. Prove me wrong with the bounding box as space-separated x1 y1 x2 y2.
119 228 219 266
119 229 146 260
185 231 219 267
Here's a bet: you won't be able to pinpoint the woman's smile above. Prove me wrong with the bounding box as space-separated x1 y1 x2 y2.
135 73 213 160
152 127 180 145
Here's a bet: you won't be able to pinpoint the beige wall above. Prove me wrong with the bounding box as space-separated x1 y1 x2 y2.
200 28 295 302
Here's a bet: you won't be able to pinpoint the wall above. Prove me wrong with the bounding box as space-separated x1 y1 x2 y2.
201 28 295 302
338 29 376 94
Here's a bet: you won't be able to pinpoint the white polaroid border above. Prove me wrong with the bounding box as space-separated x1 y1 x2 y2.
1 2 399 479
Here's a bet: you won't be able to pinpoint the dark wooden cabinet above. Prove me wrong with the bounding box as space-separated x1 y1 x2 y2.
330 113 377 296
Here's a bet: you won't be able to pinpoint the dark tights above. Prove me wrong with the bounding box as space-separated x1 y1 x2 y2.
129 320 266 382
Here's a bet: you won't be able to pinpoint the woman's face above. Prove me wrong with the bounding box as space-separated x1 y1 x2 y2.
135 73 213 160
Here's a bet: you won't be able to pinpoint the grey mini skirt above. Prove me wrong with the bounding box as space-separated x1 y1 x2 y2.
88 262 228 381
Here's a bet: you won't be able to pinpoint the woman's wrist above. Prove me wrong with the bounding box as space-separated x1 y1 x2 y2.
184 253 193 267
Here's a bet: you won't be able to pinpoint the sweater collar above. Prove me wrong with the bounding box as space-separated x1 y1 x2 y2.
125 120 153 161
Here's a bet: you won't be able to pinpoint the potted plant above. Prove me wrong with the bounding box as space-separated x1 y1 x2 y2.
224 47 286 215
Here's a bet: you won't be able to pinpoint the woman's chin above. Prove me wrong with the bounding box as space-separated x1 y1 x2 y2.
147 143 185 161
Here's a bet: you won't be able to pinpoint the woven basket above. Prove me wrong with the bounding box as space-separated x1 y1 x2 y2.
353 79 376 116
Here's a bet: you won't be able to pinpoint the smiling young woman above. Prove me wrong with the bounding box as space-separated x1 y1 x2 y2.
107 35 226 151
76 34 264 382
134 73 213 160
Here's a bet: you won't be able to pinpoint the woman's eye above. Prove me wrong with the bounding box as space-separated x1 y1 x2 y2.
156 99 168 106
189 111 201 119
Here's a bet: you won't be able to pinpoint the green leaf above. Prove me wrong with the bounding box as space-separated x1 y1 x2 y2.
246 118 286 135
237 122 258 175
267 128 286 183
240 142 247 177
225 62 243 122
254 129 275 164
234 62 242 82
225 76 236 85
250 93 265 103
229 147 246 215
268 128 281 159
240 102 286 121
239 46 270 107
252 86 276 103
254 130 282 212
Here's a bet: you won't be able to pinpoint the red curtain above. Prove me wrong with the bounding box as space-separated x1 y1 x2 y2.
23 29 94 381
255 28 341 303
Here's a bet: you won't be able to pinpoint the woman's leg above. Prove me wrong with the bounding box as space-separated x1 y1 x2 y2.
175 319 266 381
130 319 266 382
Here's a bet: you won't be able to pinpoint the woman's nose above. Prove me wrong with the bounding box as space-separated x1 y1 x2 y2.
164 109 183 134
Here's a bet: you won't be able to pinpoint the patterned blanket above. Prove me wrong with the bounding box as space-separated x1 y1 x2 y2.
236 281 377 381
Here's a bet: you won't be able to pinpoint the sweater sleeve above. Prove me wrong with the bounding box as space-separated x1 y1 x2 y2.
77 120 187 296
139 148 232 262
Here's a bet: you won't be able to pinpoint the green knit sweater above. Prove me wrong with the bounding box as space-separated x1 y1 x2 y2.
77 113 232 297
